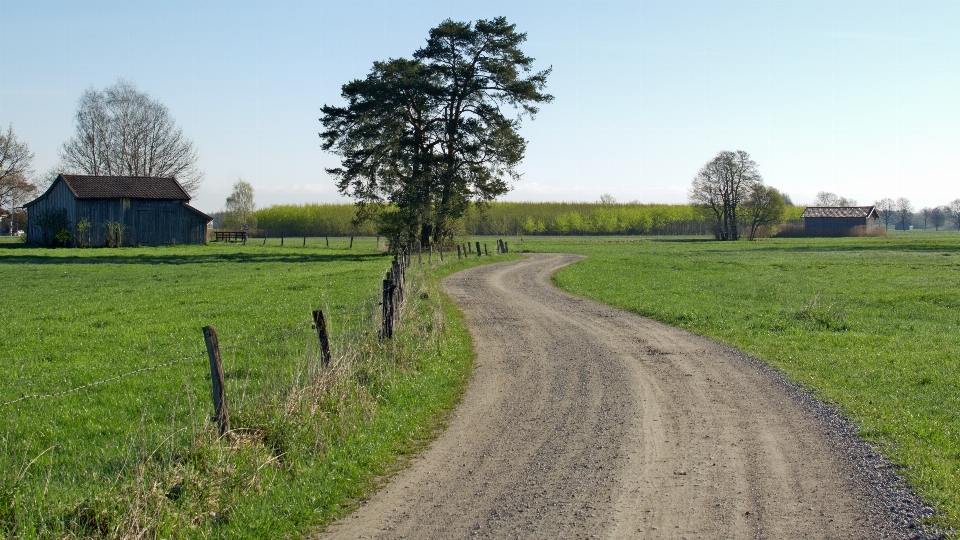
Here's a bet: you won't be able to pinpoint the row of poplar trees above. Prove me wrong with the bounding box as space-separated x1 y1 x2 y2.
320 17 552 249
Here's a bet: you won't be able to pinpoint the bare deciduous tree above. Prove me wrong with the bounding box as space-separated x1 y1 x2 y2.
874 198 895 230
0 125 37 233
895 197 913 231
689 150 762 241
930 206 946 231
813 191 857 207
919 207 932 229
948 199 960 230
59 80 203 194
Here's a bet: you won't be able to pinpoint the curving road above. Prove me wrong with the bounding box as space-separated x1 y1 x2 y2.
320 253 921 539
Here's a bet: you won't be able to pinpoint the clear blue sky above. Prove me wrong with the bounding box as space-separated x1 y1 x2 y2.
1 0 957 213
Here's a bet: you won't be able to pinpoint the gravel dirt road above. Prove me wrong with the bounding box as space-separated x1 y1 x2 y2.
320 253 930 539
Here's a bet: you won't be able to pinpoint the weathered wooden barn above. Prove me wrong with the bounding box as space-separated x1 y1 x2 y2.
25 175 211 247
801 206 879 237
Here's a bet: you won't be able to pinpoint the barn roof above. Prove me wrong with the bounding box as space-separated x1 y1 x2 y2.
58 175 191 201
801 206 878 219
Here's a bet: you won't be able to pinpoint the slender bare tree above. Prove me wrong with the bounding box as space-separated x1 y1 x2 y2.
930 206 946 230
59 80 203 194
895 197 913 231
0 125 38 233
222 179 256 230
813 191 857 207
948 199 960 230
874 198 895 230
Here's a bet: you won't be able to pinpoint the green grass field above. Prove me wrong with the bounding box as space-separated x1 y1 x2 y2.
8 231 958 535
515 232 960 532
0 239 501 538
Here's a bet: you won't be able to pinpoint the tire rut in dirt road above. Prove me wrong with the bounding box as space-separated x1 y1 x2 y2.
318 253 922 539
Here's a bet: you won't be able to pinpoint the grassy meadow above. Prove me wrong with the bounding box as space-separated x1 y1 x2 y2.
515 232 960 531
0 239 505 538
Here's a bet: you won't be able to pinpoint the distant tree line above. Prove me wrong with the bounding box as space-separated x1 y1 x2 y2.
253 204 377 237
873 197 960 231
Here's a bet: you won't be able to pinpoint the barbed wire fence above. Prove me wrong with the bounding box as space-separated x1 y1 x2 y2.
1 239 514 417
0 239 508 535
0 258 410 418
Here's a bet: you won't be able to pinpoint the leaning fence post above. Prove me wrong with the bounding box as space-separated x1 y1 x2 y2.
475 241 481 257
312 310 332 367
202 326 230 436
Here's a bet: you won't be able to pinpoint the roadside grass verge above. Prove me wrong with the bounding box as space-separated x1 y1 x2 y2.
517 233 960 533
0 240 510 538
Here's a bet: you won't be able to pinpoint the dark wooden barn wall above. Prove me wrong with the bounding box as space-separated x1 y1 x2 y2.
804 217 869 236
25 179 76 244
77 199 207 246
27 180 207 246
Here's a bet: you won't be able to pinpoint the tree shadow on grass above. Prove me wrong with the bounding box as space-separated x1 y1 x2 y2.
0 244 389 266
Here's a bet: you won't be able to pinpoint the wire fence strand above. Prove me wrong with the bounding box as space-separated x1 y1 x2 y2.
0 350 207 409
1 320 316 410
3 254 408 411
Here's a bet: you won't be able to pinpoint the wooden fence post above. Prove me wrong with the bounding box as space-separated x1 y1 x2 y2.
203 326 230 436
476 241 481 257
313 310 332 367
262 236 267 246
504 241 508 253
393 259 403 303
349 235 354 249
382 275 392 339
457 245 462 260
